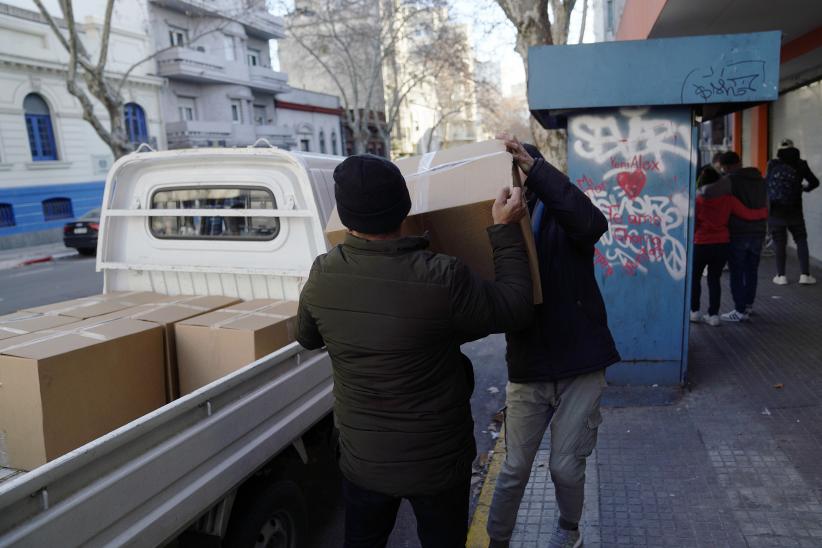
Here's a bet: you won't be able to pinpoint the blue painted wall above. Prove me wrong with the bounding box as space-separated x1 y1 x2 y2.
566 106 696 385
528 31 781 113
0 181 104 237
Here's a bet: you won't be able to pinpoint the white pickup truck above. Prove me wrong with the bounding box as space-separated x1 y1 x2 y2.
0 144 344 548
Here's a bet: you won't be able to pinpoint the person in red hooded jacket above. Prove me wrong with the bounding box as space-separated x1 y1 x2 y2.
691 166 768 326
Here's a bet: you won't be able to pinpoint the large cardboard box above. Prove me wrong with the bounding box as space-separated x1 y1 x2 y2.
325 140 542 303
175 299 298 395
91 295 241 401
22 291 174 320
0 318 165 470
0 312 77 341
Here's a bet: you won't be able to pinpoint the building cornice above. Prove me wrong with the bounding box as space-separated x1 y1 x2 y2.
0 54 165 89
275 100 343 116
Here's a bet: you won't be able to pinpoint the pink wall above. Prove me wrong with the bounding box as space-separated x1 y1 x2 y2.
615 0 668 41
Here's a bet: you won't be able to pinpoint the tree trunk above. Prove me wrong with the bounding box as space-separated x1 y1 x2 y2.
530 117 567 172
496 0 579 169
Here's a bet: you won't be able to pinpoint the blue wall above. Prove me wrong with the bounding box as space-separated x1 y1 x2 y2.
528 32 781 113
567 106 697 385
0 181 104 237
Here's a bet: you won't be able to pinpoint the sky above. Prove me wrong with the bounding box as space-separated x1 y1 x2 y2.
450 0 594 96
270 0 595 94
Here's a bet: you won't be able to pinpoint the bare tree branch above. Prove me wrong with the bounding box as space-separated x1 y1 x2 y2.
577 0 588 44
96 0 116 72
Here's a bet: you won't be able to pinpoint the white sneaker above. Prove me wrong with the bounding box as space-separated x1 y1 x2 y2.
721 310 749 322
773 275 788 285
745 306 754 316
703 315 720 326
690 311 702 323
799 274 817 285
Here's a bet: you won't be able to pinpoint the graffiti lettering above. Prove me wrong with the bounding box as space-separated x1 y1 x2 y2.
571 109 691 281
681 60 765 103
610 154 661 172
576 174 606 193
570 109 691 182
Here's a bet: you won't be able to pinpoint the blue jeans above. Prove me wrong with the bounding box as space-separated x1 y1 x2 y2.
728 235 764 312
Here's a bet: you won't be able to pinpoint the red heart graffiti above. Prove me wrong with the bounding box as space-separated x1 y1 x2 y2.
617 169 647 199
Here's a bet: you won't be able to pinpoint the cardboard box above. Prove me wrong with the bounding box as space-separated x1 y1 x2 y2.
22 291 175 320
325 140 542 303
0 318 165 470
175 299 298 395
91 295 242 401
0 312 77 341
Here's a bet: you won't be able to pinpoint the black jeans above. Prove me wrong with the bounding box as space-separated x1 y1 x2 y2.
342 476 470 548
770 217 811 276
691 243 729 316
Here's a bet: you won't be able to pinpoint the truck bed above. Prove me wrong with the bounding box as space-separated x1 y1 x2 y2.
0 342 333 547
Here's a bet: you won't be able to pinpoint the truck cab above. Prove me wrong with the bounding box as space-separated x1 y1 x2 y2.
0 145 343 547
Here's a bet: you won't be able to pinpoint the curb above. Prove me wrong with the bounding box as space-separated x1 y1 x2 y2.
466 426 506 548
20 256 54 266
0 249 79 271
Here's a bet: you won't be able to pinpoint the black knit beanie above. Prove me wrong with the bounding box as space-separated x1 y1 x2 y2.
333 154 411 234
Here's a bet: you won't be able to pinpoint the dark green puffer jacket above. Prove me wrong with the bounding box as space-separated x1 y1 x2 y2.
297 223 533 496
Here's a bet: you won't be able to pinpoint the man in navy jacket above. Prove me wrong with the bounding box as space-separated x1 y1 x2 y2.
488 137 620 548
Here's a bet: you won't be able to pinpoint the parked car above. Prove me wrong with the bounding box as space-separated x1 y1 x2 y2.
63 208 100 255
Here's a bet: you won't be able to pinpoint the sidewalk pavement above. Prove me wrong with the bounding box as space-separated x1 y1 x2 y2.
469 253 822 547
0 242 77 271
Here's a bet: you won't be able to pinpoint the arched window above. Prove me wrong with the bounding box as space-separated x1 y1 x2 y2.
42 197 73 221
319 129 326 154
24 93 57 161
0 203 15 227
124 102 149 144
331 131 338 155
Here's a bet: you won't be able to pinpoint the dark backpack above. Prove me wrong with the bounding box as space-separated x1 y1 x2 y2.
767 160 802 206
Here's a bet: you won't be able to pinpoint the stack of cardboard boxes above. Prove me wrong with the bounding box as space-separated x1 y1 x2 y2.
0 292 300 471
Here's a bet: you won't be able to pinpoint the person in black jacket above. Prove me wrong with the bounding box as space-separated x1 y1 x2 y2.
768 139 819 286
701 151 769 321
487 137 620 548
297 154 534 548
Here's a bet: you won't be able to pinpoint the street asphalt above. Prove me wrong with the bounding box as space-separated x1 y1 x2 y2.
0 254 102 315
0 253 510 547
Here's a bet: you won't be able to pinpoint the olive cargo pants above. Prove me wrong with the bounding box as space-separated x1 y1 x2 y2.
487 369 606 541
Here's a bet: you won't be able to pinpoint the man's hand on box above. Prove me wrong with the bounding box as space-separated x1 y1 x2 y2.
493 186 526 225
496 132 535 175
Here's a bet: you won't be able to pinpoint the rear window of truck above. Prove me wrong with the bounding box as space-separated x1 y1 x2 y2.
149 187 280 241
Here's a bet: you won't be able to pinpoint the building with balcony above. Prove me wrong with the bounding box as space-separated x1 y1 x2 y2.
149 0 296 149
0 0 165 249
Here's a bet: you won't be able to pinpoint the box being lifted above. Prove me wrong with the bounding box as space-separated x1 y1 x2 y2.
22 291 174 320
175 299 299 395
91 295 242 402
0 318 165 471
325 140 542 303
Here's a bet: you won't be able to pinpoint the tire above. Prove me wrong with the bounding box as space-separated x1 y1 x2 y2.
77 247 96 256
224 480 307 548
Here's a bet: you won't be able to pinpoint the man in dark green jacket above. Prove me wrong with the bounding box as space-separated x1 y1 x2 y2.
297 153 534 548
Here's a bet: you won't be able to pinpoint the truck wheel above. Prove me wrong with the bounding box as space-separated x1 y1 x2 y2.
224 480 306 548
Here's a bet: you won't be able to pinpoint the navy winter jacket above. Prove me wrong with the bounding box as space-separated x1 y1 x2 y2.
505 158 621 383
